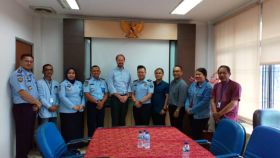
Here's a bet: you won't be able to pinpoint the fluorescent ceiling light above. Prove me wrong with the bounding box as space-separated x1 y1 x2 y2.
171 0 203 15
66 0 79 10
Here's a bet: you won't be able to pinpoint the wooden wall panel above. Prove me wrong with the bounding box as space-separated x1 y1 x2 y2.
63 19 85 81
177 24 196 83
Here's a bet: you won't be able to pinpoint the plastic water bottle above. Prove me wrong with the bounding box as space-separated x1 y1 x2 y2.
144 131 150 149
142 130 147 148
182 141 190 158
137 131 143 148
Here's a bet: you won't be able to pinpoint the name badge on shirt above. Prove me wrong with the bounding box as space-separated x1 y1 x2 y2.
49 98 54 104
217 102 221 109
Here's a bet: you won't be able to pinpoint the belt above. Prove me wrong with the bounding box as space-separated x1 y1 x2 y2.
14 103 33 106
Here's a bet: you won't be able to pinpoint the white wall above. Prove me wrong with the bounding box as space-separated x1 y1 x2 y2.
0 1 63 157
33 16 63 82
92 38 170 82
0 0 33 157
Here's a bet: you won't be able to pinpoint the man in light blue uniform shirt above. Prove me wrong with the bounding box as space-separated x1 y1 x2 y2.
37 64 60 125
107 54 132 126
131 65 154 125
84 65 108 137
9 54 41 158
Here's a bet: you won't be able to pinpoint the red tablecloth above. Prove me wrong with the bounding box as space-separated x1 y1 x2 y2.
85 126 214 158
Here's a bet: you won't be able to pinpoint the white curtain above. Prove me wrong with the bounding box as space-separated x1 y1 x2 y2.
214 6 260 120
261 0 280 64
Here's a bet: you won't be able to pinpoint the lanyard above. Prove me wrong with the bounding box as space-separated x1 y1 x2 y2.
219 83 229 102
44 79 52 95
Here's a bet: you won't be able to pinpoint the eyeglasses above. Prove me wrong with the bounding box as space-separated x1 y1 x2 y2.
23 60 33 63
44 68 53 71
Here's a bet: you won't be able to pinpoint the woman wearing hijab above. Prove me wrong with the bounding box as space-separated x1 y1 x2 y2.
185 68 212 139
59 67 85 143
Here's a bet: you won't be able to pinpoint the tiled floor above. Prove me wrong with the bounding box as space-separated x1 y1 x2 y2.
28 149 42 158
28 146 88 158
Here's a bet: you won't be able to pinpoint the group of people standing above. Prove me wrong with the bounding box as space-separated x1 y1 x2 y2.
9 53 241 158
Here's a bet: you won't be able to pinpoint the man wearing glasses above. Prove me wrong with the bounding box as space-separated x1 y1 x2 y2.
37 64 60 125
9 54 41 158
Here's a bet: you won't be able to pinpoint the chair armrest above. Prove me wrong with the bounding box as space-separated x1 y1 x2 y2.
63 153 84 158
216 153 242 158
66 137 91 146
195 139 210 144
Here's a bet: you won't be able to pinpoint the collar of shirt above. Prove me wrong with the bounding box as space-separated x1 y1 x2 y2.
19 66 32 76
137 78 149 83
91 76 100 81
115 66 125 71
172 78 182 84
154 80 163 86
43 78 52 83
195 80 207 88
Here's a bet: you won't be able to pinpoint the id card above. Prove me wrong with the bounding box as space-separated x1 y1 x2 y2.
49 98 54 104
217 102 221 109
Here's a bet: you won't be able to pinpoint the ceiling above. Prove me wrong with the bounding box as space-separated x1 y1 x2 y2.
16 0 257 22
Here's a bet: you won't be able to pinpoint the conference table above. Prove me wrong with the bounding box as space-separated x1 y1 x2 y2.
85 126 214 158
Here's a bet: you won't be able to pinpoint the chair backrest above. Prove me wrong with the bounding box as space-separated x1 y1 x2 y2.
253 109 280 129
210 119 246 156
35 122 68 158
244 126 280 158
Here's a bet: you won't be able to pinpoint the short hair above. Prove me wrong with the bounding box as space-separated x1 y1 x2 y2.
115 54 125 61
196 68 207 77
154 67 164 74
91 65 100 70
137 65 146 71
174 65 183 71
218 65 231 74
20 54 33 60
42 64 53 71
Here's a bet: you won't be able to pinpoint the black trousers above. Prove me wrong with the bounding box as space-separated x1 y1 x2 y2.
111 95 128 127
152 112 166 125
168 105 185 132
60 112 84 143
13 103 36 158
189 115 209 140
86 102 105 137
133 103 152 126
38 117 57 125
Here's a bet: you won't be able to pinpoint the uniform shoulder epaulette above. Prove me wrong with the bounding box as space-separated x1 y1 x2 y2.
147 79 152 82
100 78 105 80
17 68 22 74
133 79 138 82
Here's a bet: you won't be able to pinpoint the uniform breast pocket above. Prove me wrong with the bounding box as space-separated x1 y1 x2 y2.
101 87 105 93
54 86 59 94
141 85 149 92
90 85 95 93
25 82 33 91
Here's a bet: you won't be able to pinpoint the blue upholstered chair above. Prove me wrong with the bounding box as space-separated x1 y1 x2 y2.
253 109 280 129
244 126 280 158
197 119 246 157
35 122 90 158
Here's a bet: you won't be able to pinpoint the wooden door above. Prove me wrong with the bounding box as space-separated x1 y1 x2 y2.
16 39 33 69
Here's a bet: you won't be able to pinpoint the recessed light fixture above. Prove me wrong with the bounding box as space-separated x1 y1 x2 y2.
171 0 202 15
66 0 80 10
